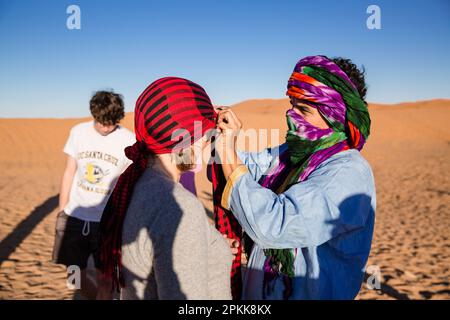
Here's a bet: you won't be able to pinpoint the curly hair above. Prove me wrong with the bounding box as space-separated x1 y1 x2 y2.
89 91 125 125
332 57 367 101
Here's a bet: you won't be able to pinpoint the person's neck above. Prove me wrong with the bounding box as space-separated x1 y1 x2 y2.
151 154 181 183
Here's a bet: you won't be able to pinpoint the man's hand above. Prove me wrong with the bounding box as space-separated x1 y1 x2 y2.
213 108 244 180
223 234 240 258
214 108 242 166
216 107 242 137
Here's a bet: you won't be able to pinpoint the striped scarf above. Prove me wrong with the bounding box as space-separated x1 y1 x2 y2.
98 77 216 292
211 163 243 300
260 55 371 298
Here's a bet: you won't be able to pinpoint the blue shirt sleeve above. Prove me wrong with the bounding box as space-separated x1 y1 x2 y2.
227 154 374 249
206 144 283 183
237 144 287 182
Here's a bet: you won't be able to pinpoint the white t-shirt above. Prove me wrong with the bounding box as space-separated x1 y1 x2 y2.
63 121 135 222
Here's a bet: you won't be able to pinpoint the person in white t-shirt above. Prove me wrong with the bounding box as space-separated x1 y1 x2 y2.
52 90 135 300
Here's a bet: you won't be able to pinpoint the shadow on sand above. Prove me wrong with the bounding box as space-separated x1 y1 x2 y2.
0 194 59 263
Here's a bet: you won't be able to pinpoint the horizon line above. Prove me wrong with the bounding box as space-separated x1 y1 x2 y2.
1 98 450 120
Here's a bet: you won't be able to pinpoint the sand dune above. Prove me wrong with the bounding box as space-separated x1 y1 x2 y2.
0 99 449 299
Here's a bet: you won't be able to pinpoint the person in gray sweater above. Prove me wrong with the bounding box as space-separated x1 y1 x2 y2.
97 77 233 300
121 165 232 299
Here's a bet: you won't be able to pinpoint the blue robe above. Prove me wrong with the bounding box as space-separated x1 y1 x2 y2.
222 144 376 300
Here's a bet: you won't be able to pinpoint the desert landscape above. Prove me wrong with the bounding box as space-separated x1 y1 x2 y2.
0 98 449 300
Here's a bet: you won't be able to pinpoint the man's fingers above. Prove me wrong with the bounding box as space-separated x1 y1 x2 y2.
223 235 240 248
217 110 232 122
217 112 229 125
216 122 229 132
219 115 229 124
217 109 241 129
227 109 240 126
218 110 231 121
218 109 238 122
215 106 230 112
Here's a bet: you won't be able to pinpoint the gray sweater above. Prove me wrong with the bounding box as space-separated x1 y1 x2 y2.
120 168 232 300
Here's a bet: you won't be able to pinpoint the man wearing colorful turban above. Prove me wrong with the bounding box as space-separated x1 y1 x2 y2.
213 55 376 299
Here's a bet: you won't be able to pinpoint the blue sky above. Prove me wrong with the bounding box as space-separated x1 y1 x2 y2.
0 0 449 118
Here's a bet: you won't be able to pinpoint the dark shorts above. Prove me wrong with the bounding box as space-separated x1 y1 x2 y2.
52 211 101 270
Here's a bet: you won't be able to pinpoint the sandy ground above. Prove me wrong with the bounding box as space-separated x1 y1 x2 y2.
0 99 449 300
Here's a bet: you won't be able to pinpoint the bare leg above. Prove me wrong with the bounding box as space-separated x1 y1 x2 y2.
79 269 97 300
96 269 113 300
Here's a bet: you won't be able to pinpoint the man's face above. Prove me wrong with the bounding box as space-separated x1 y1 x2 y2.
93 121 117 136
290 97 330 130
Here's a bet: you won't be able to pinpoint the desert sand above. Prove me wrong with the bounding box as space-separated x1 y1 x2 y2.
0 99 449 299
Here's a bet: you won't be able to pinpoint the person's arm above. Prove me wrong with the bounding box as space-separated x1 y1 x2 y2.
59 155 77 212
236 145 286 182
222 163 373 249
